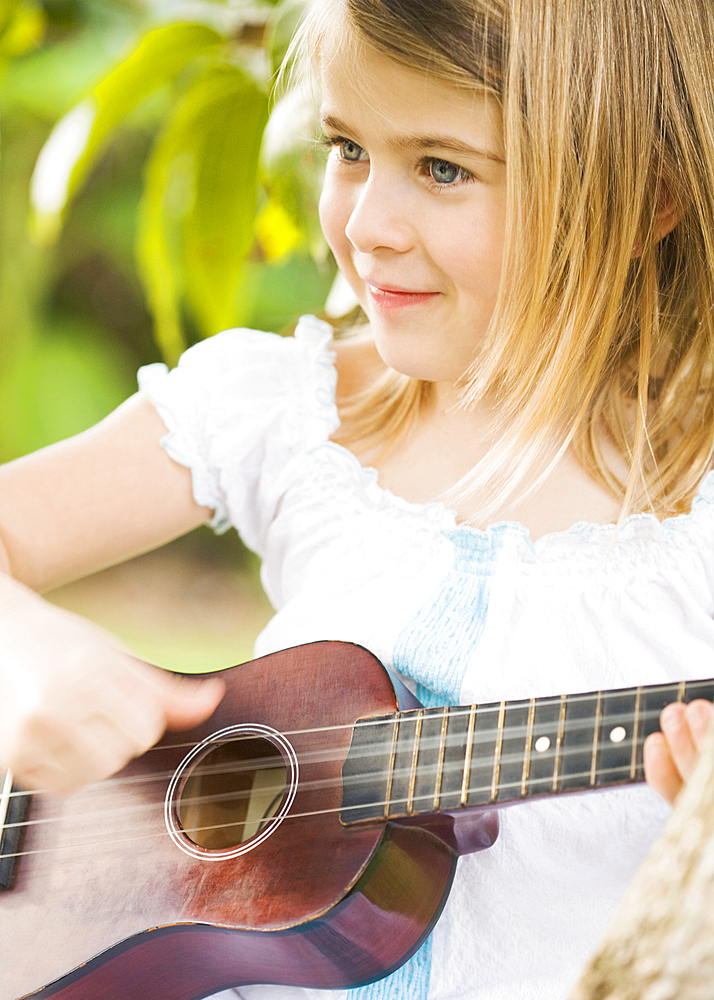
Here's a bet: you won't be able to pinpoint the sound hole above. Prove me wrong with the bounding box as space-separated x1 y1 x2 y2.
178 737 287 851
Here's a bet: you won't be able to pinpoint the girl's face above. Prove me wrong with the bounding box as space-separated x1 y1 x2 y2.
319 43 507 388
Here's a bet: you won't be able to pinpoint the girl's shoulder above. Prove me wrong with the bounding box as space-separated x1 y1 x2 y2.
331 329 385 400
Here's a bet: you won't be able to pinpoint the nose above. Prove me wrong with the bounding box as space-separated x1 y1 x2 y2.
344 173 415 255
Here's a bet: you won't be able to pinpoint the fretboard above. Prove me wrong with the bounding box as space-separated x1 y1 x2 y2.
0 771 28 890
340 678 714 824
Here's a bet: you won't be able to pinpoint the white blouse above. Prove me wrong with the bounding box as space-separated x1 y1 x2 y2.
139 315 714 1000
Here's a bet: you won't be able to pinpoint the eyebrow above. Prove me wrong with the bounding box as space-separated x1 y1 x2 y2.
319 114 505 164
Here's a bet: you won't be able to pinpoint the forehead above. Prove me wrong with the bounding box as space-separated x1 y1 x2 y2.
318 41 505 161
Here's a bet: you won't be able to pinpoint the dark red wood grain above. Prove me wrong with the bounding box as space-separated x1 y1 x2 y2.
1 642 496 1000
25 824 456 1000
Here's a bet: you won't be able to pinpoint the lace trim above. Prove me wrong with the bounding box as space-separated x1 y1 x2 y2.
299 316 714 554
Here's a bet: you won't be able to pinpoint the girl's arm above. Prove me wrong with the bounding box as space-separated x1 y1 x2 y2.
0 394 225 794
643 699 714 805
0 393 209 591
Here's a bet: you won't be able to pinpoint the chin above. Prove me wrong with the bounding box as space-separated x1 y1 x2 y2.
372 339 461 383
371 337 424 378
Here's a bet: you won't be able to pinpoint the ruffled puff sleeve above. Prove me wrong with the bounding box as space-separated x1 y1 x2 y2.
137 315 339 554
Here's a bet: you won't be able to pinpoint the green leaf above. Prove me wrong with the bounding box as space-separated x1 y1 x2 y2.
137 63 269 358
136 119 188 364
30 22 223 239
184 65 269 336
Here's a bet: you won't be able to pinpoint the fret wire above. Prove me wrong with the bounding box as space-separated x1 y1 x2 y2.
406 710 424 815
590 692 602 787
383 717 400 819
630 686 643 780
343 736 649 803
434 708 449 811
460 706 477 806
677 680 686 701
491 701 506 802
553 695 568 792
521 699 536 797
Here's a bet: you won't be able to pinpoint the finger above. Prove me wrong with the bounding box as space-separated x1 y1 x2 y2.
94 661 225 751
157 672 226 731
659 701 700 783
643 731 683 805
12 713 138 795
683 699 714 751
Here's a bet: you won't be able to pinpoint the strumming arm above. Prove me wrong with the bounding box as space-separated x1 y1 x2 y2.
0 395 225 794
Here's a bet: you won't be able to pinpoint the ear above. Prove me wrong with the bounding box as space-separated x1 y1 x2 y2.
652 177 682 243
632 178 681 258
654 193 680 243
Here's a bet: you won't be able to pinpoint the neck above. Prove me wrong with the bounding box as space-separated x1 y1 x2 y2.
341 677 714 824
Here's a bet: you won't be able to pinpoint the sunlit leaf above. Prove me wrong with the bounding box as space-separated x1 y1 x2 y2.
29 22 223 240
136 116 188 363
184 65 269 337
138 61 269 358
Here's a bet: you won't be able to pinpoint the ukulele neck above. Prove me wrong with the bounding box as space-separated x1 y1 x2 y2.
341 678 714 824
0 771 28 890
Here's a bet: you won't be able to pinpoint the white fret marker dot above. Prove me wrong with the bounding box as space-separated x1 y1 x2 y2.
609 726 627 743
534 736 551 753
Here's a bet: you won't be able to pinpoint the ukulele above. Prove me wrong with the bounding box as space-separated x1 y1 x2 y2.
1 640 711 1000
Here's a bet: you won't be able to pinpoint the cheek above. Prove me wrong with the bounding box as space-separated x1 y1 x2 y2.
437 207 506 309
319 174 351 262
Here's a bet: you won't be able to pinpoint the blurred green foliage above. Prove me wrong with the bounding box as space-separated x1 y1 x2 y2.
0 0 334 463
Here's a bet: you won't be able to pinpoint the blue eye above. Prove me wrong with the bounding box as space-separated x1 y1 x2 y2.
340 139 366 161
430 159 462 184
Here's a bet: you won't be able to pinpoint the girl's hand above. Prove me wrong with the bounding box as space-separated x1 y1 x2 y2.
643 699 714 805
0 575 225 796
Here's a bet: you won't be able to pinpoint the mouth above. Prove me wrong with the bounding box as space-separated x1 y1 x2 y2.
366 283 440 310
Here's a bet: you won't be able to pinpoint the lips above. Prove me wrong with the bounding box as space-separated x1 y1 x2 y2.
366 283 440 309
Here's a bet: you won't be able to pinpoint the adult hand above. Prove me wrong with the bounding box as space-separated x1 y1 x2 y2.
0 575 224 795
643 699 714 805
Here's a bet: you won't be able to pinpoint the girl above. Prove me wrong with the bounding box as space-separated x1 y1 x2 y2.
1 0 714 998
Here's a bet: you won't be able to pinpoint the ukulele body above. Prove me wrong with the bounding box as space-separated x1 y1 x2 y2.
1 642 499 1000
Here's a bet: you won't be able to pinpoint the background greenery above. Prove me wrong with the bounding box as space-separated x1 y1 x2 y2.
0 0 334 668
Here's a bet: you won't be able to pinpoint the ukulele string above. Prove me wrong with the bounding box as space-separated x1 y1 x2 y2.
0 704 661 844
2 699 662 813
7 679 689 770
0 744 652 863
2 692 678 806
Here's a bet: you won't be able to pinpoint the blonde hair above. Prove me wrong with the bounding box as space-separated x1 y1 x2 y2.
289 0 714 523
